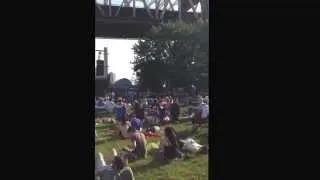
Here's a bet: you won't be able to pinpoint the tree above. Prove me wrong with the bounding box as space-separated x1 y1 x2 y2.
132 20 209 92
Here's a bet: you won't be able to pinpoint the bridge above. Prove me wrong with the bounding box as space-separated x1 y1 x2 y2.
96 0 208 38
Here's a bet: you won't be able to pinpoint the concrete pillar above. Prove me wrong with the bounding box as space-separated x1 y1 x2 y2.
200 0 209 19
178 0 182 20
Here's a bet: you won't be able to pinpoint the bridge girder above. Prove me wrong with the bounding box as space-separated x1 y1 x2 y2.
96 0 202 20
95 0 205 38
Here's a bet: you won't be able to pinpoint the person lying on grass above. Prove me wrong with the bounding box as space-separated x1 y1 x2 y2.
158 127 184 161
121 127 147 162
112 148 135 180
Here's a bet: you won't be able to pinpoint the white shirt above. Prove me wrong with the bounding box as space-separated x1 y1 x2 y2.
105 100 115 112
200 103 209 119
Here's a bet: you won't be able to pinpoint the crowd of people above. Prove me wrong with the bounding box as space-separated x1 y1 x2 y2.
95 95 209 180
95 94 210 132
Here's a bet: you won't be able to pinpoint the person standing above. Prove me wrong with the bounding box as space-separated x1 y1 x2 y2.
158 103 166 123
200 99 209 124
134 101 144 123
114 99 127 122
194 99 209 129
170 99 180 123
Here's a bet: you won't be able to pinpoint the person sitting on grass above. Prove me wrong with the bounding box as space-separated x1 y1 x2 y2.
122 127 147 162
158 127 184 161
95 152 116 180
112 148 135 180
130 114 143 132
118 119 131 139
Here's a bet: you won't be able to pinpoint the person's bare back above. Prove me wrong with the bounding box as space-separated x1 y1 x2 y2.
130 132 147 159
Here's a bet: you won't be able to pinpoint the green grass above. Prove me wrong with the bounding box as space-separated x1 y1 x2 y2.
96 119 208 180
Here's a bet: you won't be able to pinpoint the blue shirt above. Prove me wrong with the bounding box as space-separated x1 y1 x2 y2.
131 118 143 131
115 105 126 120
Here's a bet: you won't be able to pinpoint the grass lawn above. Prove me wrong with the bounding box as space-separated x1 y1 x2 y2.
96 119 208 180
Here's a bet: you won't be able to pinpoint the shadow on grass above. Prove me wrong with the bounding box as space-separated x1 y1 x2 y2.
99 131 126 142
106 135 124 142
133 152 202 175
132 157 172 175
176 127 196 139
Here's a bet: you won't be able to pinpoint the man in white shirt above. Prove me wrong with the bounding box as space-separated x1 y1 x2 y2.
105 100 115 113
200 100 209 122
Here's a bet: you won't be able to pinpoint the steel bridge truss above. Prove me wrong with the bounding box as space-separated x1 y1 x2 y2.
96 0 202 20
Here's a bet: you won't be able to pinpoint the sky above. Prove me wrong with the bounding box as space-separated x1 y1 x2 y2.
95 38 138 81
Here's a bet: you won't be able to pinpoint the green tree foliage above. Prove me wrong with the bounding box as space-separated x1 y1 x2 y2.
132 20 209 93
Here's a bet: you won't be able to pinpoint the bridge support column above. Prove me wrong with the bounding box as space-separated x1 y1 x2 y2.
200 0 209 19
178 0 182 20
133 0 136 17
109 0 112 16
104 47 108 80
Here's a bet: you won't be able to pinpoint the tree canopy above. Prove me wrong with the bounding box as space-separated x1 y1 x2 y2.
132 20 209 93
